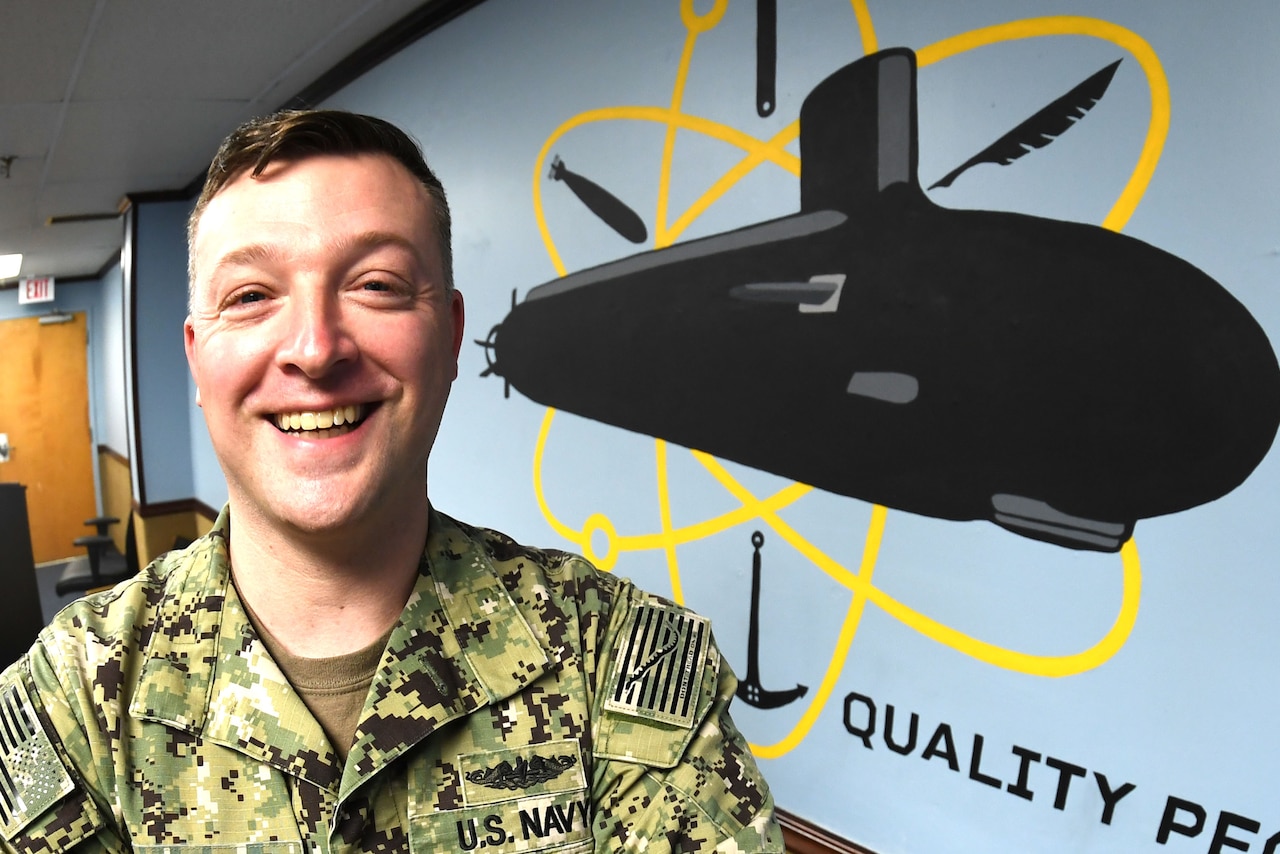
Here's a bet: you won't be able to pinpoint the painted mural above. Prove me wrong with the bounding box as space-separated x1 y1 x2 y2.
326 1 1280 851
483 45 1280 553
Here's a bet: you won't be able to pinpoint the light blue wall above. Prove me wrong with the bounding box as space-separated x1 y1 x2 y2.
106 1 1280 850
315 3 1280 853
131 199 194 504
1 281 102 326
121 196 226 512
189 367 227 510
1 277 107 333
92 259 128 456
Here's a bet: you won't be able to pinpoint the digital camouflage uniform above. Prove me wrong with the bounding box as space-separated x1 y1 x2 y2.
0 508 783 853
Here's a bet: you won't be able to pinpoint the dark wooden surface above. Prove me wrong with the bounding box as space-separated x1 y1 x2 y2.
779 808 876 854
0 483 48 668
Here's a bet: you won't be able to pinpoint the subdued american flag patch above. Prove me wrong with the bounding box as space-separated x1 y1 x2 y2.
604 603 709 728
0 679 74 840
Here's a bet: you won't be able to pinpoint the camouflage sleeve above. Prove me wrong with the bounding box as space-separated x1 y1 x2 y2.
0 648 127 854
590 595 784 852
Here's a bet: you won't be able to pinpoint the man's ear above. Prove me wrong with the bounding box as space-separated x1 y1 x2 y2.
184 317 202 407
449 289 466 379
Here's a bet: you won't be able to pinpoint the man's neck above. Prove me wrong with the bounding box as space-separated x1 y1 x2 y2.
225 498 430 658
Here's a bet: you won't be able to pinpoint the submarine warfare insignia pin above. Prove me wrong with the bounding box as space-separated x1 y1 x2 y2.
466 754 578 792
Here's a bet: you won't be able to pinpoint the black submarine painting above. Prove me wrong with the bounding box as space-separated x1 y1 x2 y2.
479 48 1280 552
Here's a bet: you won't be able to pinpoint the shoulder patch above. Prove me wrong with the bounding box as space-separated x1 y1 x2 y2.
0 677 76 840
604 602 709 728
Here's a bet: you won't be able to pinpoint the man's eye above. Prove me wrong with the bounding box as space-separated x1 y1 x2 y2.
221 290 266 310
362 280 392 292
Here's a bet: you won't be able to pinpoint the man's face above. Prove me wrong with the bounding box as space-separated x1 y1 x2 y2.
185 153 464 537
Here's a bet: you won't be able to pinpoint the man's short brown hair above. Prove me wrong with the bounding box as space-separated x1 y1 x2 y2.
187 109 453 295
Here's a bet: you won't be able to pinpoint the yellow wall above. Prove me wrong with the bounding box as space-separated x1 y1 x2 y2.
97 448 133 555
135 511 206 567
96 448 219 567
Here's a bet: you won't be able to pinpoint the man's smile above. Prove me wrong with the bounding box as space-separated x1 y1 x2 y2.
272 403 370 436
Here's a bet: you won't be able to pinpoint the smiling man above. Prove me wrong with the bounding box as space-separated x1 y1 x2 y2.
0 111 782 853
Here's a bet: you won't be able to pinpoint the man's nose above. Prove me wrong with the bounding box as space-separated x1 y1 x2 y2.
275 291 358 377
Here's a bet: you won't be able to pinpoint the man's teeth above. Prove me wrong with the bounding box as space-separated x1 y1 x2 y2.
276 405 363 432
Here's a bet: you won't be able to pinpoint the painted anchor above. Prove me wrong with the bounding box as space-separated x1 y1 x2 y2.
736 531 808 709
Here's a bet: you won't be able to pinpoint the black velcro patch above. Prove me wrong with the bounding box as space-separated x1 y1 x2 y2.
604 603 709 728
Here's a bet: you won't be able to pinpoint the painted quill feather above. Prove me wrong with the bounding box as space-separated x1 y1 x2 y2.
929 58 1122 190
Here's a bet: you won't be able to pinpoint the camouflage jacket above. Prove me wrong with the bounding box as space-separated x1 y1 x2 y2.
0 508 782 853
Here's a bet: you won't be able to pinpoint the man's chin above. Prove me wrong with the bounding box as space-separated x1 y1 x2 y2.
228 468 428 541
277 492 386 537
237 483 380 538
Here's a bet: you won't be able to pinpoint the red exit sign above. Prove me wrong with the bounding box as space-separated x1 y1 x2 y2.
18 276 55 304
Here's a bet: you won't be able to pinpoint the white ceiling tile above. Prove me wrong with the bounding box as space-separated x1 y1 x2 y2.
0 0 99 103
0 186 38 232
0 0 467 279
48 99 256 187
37 179 130 221
75 1 390 102
0 104 62 161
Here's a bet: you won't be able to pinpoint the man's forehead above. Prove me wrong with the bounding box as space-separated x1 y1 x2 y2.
192 153 435 260
207 152 428 209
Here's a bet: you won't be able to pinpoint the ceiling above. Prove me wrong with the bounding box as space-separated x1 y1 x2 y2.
0 0 469 286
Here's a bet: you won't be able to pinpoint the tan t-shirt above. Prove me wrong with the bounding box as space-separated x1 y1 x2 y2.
239 593 391 763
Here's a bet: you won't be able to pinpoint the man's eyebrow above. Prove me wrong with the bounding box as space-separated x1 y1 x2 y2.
209 242 286 276
331 230 428 264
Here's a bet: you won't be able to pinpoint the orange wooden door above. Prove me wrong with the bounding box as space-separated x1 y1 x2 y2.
0 313 98 563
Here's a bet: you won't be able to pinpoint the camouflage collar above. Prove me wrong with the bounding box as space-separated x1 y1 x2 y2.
338 507 557 800
128 508 341 789
129 506 559 798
